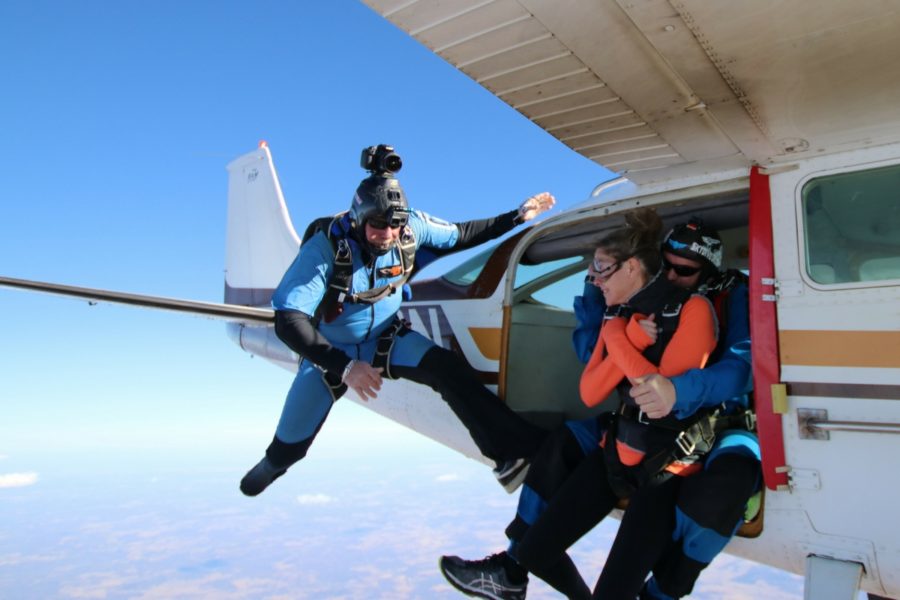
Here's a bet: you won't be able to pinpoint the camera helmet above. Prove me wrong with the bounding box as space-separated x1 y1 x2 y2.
349 174 409 230
662 218 723 278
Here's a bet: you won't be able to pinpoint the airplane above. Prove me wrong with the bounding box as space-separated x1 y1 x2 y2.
2 1 899 598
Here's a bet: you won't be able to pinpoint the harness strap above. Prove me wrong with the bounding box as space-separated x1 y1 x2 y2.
320 236 354 322
603 406 757 498
302 357 347 402
371 317 409 380
308 317 410 401
321 219 417 319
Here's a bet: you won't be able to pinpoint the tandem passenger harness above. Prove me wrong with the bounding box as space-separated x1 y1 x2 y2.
602 402 756 498
599 279 756 499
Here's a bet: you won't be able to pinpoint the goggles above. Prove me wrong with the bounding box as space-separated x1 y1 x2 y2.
662 257 702 277
591 258 621 282
367 209 409 230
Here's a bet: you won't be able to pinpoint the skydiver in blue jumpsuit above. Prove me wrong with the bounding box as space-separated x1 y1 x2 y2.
240 145 554 497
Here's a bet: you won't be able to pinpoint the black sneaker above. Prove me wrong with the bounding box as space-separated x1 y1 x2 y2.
239 457 286 496
439 552 527 600
493 458 529 494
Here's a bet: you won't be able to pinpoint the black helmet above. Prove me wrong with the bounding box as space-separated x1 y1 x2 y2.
662 218 723 277
349 174 409 230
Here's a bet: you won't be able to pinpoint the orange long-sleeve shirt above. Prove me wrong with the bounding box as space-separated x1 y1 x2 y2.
579 295 718 408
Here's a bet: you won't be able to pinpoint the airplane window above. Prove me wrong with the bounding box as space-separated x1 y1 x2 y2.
530 269 588 310
512 256 586 310
442 245 494 286
802 163 900 285
514 256 583 289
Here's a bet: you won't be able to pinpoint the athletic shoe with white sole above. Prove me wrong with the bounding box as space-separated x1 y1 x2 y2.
439 552 527 600
493 458 530 494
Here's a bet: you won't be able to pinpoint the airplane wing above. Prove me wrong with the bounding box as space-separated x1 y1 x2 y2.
0 275 274 324
363 0 900 184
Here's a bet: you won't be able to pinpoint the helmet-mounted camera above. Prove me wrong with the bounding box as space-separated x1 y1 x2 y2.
360 144 402 176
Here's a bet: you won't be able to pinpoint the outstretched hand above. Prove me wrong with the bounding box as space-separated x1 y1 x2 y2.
518 192 556 222
343 361 383 401
628 373 676 419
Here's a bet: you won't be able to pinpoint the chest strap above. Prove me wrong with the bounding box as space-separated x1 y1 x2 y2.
320 223 416 323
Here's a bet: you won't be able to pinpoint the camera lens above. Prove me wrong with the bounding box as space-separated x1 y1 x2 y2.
382 153 402 173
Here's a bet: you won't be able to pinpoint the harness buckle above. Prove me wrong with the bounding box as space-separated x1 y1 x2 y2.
637 409 650 425
661 302 683 318
674 430 697 456
604 305 631 320
744 410 757 432
335 238 352 263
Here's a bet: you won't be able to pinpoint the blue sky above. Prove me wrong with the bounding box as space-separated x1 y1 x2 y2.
0 0 606 447
0 2 809 598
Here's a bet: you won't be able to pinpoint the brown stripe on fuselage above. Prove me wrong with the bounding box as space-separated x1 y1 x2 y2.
469 327 502 361
780 330 900 369
787 381 900 400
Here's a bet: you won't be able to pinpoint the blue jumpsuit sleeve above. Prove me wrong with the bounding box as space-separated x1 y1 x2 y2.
270 232 333 315
670 282 752 418
572 281 607 364
408 210 460 250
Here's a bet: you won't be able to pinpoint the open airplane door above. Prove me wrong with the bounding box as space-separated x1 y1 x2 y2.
762 149 900 597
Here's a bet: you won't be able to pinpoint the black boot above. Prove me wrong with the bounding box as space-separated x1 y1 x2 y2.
239 435 314 496
240 457 287 496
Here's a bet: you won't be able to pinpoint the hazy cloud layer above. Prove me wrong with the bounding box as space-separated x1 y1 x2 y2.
0 440 809 598
0 472 38 489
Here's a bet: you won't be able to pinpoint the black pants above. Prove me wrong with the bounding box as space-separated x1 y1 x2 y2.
267 346 546 468
594 453 760 598
593 475 681 598
650 453 760 598
512 444 612 599
392 346 547 464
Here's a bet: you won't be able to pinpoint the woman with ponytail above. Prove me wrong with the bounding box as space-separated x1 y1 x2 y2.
439 208 717 600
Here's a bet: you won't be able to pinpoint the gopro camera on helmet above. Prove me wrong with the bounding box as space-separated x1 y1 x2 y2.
360 144 402 175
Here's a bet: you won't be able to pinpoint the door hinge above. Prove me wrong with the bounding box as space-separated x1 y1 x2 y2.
774 465 822 491
760 277 777 302
761 278 803 302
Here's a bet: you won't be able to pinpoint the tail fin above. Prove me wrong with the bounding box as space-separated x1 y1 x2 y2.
224 142 300 306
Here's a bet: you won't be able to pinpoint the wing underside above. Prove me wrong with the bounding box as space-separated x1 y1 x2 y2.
365 0 900 184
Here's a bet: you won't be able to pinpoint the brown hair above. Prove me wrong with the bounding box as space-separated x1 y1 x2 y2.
595 207 663 276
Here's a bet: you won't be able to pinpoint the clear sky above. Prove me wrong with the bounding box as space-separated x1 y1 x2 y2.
0 2 810 598
0 0 607 448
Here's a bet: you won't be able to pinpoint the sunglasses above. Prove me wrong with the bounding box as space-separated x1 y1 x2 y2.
367 212 409 230
591 258 621 281
662 257 702 277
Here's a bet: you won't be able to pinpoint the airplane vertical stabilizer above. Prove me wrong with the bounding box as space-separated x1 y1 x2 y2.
224 143 300 306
